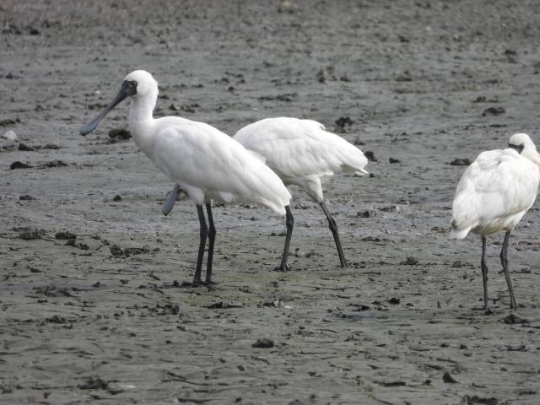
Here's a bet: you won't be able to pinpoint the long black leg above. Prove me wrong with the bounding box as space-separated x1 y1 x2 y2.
320 201 348 268
481 236 489 309
276 205 294 271
205 203 216 284
193 204 207 286
500 231 517 309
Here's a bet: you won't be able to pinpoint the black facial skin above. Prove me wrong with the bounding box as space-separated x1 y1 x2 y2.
508 143 524 154
80 80 138 136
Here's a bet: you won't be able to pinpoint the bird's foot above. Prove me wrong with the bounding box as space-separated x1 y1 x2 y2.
177 278 205 288
274 264 291 272
203 279 217 290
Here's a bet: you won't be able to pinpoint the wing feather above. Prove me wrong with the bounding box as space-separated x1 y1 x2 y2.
451 149 539 236
153 123 290 213
234 117 368 180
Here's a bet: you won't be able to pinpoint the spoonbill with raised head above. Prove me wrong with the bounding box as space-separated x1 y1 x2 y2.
80 70 293 285
450 133 540 309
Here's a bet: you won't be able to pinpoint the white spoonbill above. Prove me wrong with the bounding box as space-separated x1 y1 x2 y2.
80 70 293 285
450 133 540 309
234 117 368 268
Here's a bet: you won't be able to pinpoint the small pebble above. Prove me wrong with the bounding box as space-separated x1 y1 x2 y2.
2 130 17 142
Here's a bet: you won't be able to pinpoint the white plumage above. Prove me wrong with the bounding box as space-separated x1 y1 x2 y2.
233 117 368 267
450 132 540 309
80 70 293 285
152 123 290 214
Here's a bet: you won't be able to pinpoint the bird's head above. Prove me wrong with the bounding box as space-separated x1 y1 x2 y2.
508 133 540 166
80 70 158 136
123 70 159 98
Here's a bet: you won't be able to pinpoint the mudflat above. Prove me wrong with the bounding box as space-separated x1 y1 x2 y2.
1 1 540 404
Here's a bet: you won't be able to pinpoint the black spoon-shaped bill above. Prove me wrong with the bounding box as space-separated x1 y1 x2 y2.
80 80 136 136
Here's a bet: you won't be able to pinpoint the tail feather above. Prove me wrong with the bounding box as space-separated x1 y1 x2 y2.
354 168 369 176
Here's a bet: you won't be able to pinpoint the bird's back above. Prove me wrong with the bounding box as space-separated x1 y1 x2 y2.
153 120 291 215
450 148 540 238
234 117 368 189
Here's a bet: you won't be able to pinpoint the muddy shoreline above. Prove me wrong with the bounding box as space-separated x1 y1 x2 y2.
2 1 540 404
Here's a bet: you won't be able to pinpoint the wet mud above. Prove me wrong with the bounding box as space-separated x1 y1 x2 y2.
1 1 540 404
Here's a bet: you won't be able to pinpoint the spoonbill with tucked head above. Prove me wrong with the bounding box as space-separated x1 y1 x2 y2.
80 70 293 285
233 117 368 268
450 133 540 309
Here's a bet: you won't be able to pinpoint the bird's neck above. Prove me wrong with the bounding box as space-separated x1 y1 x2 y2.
128 93 158 159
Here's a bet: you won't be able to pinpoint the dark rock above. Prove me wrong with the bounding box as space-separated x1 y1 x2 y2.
19 195 36 201
34 286 72 297
78 377 108 390
335 116 354 130
482 107 505 116
42 143 61 150
18 143 35 151
398 35 410 43
350 303 371 311
357 210 376 218
0 118 18 126
110 245 151 257
379 205 397 212
169 103 199 113
110 245 124 257
376 380 407 387
55 231 77 240
395 71 412 82
473 96 487 103
316 66 337 83
501 313 528 324
65 239 89 250
2 24 22 35
17 228 45 240
389 157 401 164
108 128 132 141
41 160 68 168
365 151 377 162
252 338 274 348
46 315 68 324
206 302 243 309
124 247 150 256
442 371 459 383
400 256 419 265
449 158 471 166
10 161 32 170
354 137 365 146
150 303 180 315
460 394 499 405
258 93 298 102
360 236 384 242
505 344 527 352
